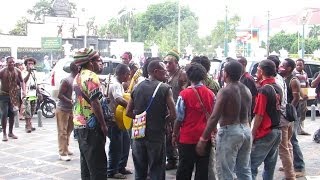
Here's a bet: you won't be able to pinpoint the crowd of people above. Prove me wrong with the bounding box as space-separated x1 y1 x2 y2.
0 48 318 180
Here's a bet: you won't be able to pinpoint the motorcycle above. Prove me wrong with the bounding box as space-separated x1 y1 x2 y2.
36 84 56 118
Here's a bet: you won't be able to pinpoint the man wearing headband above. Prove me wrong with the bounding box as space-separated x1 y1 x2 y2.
73 48 108 179
164 49 188 170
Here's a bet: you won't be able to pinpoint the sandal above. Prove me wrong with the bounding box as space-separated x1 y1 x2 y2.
108 173 127 179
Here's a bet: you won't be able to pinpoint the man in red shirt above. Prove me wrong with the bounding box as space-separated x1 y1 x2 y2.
251 60 282 180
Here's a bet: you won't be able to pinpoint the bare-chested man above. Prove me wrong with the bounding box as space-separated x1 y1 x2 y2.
0 57 25 141
196 60 252 180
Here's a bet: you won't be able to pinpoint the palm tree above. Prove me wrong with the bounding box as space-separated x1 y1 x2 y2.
309 25 320 38
118 7 136 42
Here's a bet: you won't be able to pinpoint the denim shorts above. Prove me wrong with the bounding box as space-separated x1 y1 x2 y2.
0 95 14 118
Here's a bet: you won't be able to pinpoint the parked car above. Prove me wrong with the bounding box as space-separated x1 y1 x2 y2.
49 57 122 99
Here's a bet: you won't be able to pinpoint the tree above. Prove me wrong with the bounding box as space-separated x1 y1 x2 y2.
9 17 29 36
98 18 126 39
269 31 297 53
97 24 108 38
309 25 320 38
131 1 198 53
207 15 241 51
27 0 54 21
27 0 76 21
305 38 320 54
143 1 195 31
118 7 136 42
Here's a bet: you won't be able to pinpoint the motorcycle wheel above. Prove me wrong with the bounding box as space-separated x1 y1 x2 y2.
41 100 56 118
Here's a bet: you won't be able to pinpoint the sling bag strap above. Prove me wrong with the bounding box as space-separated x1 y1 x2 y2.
191 87 210 120
145 82 162 112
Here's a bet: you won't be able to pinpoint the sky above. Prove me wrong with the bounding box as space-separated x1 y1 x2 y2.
0 0 319 37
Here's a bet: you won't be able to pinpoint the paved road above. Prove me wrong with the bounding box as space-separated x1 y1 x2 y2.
0 117 319 180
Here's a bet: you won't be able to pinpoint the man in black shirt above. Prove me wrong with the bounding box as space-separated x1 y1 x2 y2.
126 60 176 180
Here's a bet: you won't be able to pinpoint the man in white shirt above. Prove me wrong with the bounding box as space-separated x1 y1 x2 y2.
22 57 38 133
107 64 132 179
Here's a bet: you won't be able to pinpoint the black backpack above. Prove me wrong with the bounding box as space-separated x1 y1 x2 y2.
313 128 320 143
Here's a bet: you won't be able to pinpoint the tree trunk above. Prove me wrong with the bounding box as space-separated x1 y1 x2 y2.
128 28 132 42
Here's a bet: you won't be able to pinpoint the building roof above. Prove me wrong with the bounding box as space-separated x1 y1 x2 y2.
250 8 320 30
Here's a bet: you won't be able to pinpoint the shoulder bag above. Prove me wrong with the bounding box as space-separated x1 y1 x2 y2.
132 82 162 139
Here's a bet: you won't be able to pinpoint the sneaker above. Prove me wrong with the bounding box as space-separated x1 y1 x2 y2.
8 133 18 139
59 155 71 161
107 173 126 179
2 135 8 141
119 168 133 175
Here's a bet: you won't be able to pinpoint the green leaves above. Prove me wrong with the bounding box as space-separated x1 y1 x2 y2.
309 25 320 38
9 17 28 36
270 31 320 54
27 0 54 21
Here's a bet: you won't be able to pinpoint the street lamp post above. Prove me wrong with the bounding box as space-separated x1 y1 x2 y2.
302 16 306 59
267 11 270 56
82 8 88 48
178 0 181 53
224 5 228 57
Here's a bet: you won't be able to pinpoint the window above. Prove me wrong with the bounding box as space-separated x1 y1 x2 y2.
306 64 320 79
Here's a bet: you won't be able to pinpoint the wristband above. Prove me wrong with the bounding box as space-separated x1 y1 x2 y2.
199 136 209 142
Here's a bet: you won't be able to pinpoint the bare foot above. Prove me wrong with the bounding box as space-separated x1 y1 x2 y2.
8 133 18 139
2 135 8 141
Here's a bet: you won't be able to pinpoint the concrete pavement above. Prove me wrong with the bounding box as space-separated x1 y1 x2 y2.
0 117 319 180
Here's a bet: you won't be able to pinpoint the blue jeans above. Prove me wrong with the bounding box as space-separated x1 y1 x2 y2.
291 119 305 171
132 138 166 180
216 124 252 180
251 128 281 180
107 123 130 176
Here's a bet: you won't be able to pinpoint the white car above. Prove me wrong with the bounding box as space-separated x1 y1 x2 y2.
49 57 122 100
